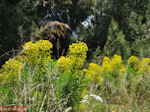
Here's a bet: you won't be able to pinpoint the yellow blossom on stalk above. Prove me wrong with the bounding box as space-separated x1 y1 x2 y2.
107 54 123 74
84 63 103 83
128 56 139 65
138 58 150 74
56 41 88 73
1 59 23 83
141 58 150 64
102 56 112 73
35 40 53 51
128 56 140 72
68 41 88 59
23 40 53 67
23 41 40 65
23 41 39 58
111 54 122 69
119 65 126 76
68 55 85 69
56 56 73 72
103 56 111 63
101 54 125 80
35 40 53 68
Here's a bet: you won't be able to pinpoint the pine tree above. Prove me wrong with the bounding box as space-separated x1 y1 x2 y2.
103 19 130 59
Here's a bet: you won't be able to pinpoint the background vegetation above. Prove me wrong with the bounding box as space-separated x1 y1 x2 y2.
1 0 150 67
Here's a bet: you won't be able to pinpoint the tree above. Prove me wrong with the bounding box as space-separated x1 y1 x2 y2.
103 19 130 59
76 0 150 60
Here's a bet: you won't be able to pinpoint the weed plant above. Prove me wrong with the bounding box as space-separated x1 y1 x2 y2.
0 40 150 112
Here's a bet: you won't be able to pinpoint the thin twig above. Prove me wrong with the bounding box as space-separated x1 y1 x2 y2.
0 50 22 59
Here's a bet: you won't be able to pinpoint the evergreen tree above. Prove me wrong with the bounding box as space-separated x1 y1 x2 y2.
103 19 130 59
76 0 150 60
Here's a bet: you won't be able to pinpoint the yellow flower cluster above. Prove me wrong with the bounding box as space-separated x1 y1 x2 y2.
0 40 53 83
68 41 88 69
84 54 125 83
36 40 53 51
57 41 88 73
1 59 23 83
111 54 122 69
23 41 38 57
128 56 140 72
68 41 88 59
102 56 113 73
127 56 150 75
23 40 53 67
128 56 139 64
84 55 150 84
138 58 150 74
102 54 124 74
56 56 73 73
83 63 104 83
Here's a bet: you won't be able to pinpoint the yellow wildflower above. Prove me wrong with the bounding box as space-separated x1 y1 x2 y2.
56 56 73 73
1 59 23 83
128 56 139 65
35 40 53 51
119 65 126 76
138 58 150 74
56 41 88 73
103 56 111 63
128 56 140 72
141 58 150 65
68 41 88 59
84 63 103 83
22 40 53 67
111 54 122 69
120 67 126 74
102 56 112 73
68 55 85 69
23 41 38 53
102 55 125 79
